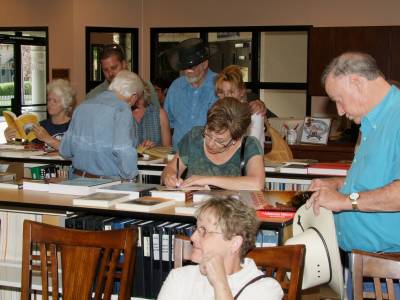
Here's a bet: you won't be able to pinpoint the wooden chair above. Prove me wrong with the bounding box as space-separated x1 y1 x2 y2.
173 235 305 300
352 249 400 300
21 220 138 300
247 245 305 300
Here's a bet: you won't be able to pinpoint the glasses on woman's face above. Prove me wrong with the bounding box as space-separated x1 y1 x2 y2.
193 225 223 238
201 128 234 149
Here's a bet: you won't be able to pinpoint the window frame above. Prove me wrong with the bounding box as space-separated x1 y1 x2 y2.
0 26 49 116
150 25 312 115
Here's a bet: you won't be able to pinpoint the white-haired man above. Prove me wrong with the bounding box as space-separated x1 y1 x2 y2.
306 52 400 299
60 70 143 180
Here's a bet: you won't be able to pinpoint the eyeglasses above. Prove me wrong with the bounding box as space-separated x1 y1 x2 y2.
201 128 234 149
193 225 223 238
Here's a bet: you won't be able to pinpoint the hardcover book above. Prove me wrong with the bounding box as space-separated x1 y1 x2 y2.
73 192 130 208
114 196 175 212
23 179 50 192
97 182 160 199
307 162 351 176
151 185 210 202
49 178 120 195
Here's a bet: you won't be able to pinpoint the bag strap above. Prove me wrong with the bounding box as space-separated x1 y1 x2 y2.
233 274 267 299
240 136 248 176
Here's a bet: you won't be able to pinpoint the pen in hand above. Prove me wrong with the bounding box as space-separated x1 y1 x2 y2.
176 157 180 187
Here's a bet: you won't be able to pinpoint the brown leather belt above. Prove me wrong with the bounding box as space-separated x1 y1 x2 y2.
73 169 107 179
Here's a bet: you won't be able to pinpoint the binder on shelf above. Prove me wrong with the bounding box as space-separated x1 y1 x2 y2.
132 220 156 298
152 221 171 297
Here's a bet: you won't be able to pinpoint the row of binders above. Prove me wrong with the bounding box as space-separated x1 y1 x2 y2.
65 213 279 298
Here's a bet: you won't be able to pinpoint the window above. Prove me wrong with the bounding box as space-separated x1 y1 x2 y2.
0 28 48 120
85 27 139 94
151 26 310 117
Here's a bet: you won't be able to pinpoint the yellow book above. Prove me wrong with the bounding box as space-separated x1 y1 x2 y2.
137 145 172 159
2 111 39 141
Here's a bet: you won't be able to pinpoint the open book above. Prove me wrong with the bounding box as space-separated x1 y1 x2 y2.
2 111 39 141
137 146 172 159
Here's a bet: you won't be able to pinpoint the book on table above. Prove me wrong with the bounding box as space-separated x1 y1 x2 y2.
97 182 160 199
2 111 39 141
256 210 296 219
73 192 131 208
114 196 175 212
48 177 120 195
174 202 203 215
150 185 210 202
307 162 351 176
278 162 309 174
137 145 172 159
193 189 311 212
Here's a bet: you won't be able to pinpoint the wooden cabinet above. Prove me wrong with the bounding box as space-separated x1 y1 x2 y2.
309 26 395 96
265 142 355 162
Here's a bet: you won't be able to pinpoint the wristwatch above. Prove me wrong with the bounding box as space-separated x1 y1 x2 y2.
349 192 360 210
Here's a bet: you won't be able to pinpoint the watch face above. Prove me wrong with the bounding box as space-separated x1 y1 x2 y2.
350 192 359 200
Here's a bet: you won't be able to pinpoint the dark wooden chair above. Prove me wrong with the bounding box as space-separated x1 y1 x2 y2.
173 235 305 300
247 245 305 300
21 220 138 300
352 249 400 300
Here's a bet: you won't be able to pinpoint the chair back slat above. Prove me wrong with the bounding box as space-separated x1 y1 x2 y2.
352 249 400 300
50 244 59 299
103 249 122 299
39 243 50 299
61 245 101 300
173 235 305 300
21 220 138 300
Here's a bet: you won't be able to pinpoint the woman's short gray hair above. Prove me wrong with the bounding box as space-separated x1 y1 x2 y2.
47 79 76 110
195 197 260 259
108 70 144 98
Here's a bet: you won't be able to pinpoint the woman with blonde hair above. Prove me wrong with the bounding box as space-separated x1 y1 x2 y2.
215 65 266 150
4 79 75 150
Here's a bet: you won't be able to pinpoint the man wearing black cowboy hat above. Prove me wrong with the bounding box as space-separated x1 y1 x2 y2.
165 38 266 148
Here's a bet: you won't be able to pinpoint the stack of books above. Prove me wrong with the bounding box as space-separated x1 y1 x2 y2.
307 162 351 176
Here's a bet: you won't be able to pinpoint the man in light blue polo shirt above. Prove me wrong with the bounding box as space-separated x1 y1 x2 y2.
306 52 400 298
164 39 217 147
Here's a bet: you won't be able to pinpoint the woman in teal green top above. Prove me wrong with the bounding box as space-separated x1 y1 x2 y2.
161 97 265 190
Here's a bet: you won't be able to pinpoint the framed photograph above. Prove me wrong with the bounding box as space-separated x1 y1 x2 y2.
300 117 332 145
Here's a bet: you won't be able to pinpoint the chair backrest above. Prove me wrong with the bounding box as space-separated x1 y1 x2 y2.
21 220 138 300
247 245 305 300
173 235 305 300
352 249 400 300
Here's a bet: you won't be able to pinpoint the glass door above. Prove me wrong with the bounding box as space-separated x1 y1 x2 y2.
0 43 15 114
21 45 47 120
